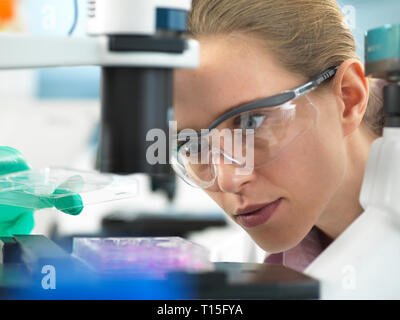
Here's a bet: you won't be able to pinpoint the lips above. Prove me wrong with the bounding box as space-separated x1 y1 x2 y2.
235 198 282 228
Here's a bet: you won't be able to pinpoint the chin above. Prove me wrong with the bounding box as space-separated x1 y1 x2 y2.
249 231 304 254
258 243 295 254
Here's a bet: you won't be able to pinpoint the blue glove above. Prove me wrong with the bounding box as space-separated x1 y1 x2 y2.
0 147 83 237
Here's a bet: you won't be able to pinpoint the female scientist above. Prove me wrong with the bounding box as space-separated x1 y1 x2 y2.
171 0 384 272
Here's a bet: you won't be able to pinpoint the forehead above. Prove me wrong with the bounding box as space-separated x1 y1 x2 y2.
173 35 303 131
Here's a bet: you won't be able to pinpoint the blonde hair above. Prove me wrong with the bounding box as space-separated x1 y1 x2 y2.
187 0 384 136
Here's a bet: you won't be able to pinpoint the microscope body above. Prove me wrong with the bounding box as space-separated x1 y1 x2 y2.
0 0 199 179
87 0 192 176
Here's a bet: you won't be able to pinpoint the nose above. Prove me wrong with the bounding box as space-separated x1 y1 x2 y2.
214 152 255 193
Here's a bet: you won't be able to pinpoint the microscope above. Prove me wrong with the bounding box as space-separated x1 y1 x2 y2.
1 0 226 236
2 0 198 176
305 24 400 299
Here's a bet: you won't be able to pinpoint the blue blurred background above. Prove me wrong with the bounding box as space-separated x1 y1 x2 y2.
20 0 400 100
336 0 400 62
24 0 100 99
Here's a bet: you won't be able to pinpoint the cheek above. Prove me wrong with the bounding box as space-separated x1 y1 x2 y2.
271 120 346 235
278 96 346 213
284 128 345 211
246 116 346 252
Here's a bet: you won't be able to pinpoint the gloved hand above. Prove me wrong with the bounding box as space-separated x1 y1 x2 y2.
0 147 83 237
0 147 34 236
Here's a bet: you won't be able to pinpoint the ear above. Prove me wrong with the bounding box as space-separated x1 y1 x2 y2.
331 59 369 137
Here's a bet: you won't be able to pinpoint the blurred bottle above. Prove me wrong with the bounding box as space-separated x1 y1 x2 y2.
0 0 24 32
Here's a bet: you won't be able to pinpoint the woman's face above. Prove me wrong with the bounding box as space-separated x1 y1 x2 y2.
173 34 347 253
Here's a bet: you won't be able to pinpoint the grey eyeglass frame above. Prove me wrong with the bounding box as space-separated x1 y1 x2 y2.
177 66 338 150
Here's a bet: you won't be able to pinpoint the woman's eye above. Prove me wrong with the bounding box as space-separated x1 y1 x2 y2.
236 114 266 130
181 140 209 157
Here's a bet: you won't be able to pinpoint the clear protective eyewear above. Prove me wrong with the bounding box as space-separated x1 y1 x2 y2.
171 66 338 189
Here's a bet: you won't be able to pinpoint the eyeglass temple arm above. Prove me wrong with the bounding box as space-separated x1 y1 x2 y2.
209 66 339 129
293 66 339 98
